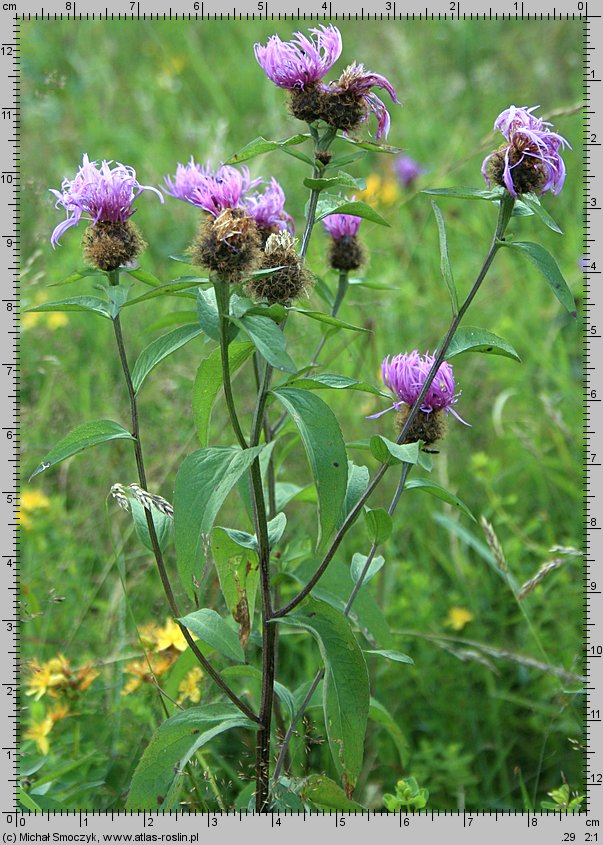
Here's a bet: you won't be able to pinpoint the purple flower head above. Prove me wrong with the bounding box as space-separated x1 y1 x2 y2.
164 160 261 217
50 154 163 248
482 104 571 198
395 155 426 188
325 62 400 139
322 196 362 240
254 25 342 90
245 178 295 233
369 350 468 425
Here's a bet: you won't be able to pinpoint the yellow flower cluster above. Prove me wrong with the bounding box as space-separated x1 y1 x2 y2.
358 173 400 208
444 606 474 631
22 291 69 332
24 704 70 755
17 489 51 531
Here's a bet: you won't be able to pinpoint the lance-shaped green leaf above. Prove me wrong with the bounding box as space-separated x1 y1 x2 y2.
369 698 408 767
337 136 401 155
275 597 369 794
369 436 420 466
131 324 203 394
232 314 296 372
126 268 163 287
303 171 366 192
290 308 370 333
272 387 348 549
130 499 172 554
192 342 255 447
406 477 476 521
196 287 220 341
30 420 134 479
501 241 576 316
178 608 245 663
211 529 259 640
351 552 385 586
219 512 287 553
341 462 370 525
48 268 105 287
125 278 203 307
298 775 365 811
422 186 503 201
519 193 563 234
315 196 390 227
431 200 459 316
174 446 264 600
24 296 111 319
364 507 393 544
445 326 521 362
225 134 310 164
364 649 414 664
126 704 256 810
290 373 388 398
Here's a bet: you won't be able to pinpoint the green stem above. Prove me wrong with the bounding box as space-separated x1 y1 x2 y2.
109 271 259 724
299 126 337 259
273 193 515 620
213 280 248 450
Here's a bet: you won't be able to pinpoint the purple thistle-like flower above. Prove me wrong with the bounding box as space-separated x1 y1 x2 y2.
369 350 468 424
164 160 261 216
322 197 362 240
245 177 295 233
325 61 400 139
254 25 343 90
395 155 426 188
482 104 570 198
50 154 163 248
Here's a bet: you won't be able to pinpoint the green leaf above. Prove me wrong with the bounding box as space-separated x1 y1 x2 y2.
315 197 390 227
174 446 264 600
125 278 203 307
126 268 164 287
275 597 369 794
272 387 348 549
225 134 309 164
298 774 365 811
290 308 370 333
303 171 366 192
364 649 414 665
337 136 401 155
48 268 105 287
445 326 521 362
431 201 459 315
192 342 255 447
106 283 131 317
132 324 203 394
24 296 111 319
130 499 172 554
520 193 563 234
502 241 576 316
126 704 256 810
422 186 503 201
343 462 370 523
147 311 198 333
232 314 296 372
178 608 245 663
219 512 287 552
30 419 134 479
406 477 476 521
348 277 397 291
196 287 220 341
364 507 393 544
368 698 408 767
328 151 368 169
351 552 385 585
211 529 259 637
291 373 388 398
369 436 421 466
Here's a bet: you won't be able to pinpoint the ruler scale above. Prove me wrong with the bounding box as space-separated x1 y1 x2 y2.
2 2 598 841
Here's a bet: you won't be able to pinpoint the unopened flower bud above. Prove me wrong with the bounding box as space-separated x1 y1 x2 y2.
189 208 262 283
323 202 365 272
247 231 312 305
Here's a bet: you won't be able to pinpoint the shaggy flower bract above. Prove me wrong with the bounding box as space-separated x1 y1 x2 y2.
370 350 466 423
164 160 261 216
482 104 570 198
254 24 342 89
50 154 163 247
245 178 294 233
326 61 400 139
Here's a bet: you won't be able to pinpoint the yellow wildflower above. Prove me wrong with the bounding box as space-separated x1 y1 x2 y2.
177 667 204 705
138 622 162 648
48 703 70 723
17 490 51 531
155 618 188 653
445 607 474 631
25 655 69 700
24 716 53 755
75 663 99 693
121 654 174 696
22 291 69 332
358 173 400 208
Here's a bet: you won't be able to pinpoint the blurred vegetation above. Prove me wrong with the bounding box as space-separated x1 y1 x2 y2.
20 18 584 811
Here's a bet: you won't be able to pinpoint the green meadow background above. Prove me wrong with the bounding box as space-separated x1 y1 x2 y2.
20 18 584 810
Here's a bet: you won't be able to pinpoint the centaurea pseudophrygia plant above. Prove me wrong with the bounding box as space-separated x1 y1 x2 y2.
30 21 575 814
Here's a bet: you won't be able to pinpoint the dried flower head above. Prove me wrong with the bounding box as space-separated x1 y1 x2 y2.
189 207 262 283
321 62 400 139
369 351 467 445
164 160 261 216
254 25 342 90
323 200 365 271
395 155 426 188
50 154 163 249
482 105 570 198
247 230 312 304
245 177 295 241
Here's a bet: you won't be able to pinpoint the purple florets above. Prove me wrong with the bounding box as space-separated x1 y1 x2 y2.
50 154 163 248
395 155 425 188
482 105 570 198
245 178 295 233
323 62 399 139
369 351 466 424
254 24 343 90
164 160 261 217
322 200 362 240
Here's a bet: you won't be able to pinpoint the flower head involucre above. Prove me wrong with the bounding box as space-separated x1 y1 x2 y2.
245 178 295 234
482 105 570 198
50 154 163 247
254 25 342 90
323 62 400 139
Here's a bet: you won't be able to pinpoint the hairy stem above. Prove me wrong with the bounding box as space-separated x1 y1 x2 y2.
109 271 259 724
273 193 514 619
